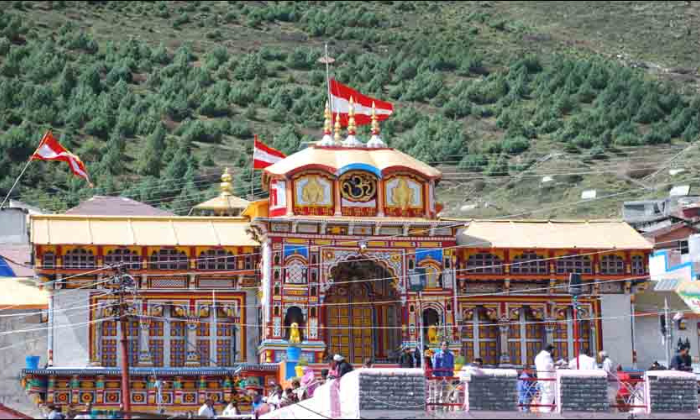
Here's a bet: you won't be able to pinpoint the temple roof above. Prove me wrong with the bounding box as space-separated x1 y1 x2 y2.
457 220 653 250
65 196 174 217
263 145 442 181
193 168 250 213
31 215 257 247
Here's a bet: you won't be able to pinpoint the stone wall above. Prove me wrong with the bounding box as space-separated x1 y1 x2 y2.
356 369 426 415
462 368 517 412
0 310 46 418
53 290 90 367
646 370 698 414
557 370 609 413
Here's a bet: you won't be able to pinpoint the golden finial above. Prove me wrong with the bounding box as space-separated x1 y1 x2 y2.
323 101 332 135
371 101 380 135
347 97 357 136
220 168 232 197
334 111 342 144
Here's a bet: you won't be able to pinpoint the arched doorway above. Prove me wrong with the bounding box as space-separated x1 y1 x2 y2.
325 259 401 364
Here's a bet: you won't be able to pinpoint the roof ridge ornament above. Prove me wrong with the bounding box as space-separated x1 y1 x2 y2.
220 168 233 197
333 110 342 146
343 97 364 148
318 101 335 147
367 101 386 148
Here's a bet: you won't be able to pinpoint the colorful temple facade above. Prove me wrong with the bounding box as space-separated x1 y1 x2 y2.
21 105 653 414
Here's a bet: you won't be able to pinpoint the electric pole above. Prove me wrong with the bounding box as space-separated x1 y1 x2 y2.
111 266 136 419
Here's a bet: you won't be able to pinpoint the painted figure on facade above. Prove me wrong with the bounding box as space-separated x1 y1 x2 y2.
289 322 302 345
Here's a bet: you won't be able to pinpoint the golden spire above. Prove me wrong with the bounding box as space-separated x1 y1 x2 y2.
220 168 233 197
371 101 380 136
347 97 357 136
333 110 342 144
323 101 332 135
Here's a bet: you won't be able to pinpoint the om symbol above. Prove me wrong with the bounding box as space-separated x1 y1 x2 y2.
341 172 377 202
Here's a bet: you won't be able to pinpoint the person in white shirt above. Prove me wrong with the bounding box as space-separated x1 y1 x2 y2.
568 350 597 370
599 351 618 406
221 400 240 418
197 399 216 419
535 344 556 413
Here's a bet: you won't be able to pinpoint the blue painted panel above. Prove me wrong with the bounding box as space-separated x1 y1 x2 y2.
415 249 443 264
284 245 308 260
0 257 15 277
336 163 383 179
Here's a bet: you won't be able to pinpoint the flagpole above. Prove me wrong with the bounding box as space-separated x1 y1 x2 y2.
319 43 335 115
0 131 47 210
250 135 256 201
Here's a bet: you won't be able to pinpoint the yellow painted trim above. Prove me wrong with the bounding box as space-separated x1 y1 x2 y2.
284 238 308 244
393 242 413 247
314 240 332 246
368 241 388 247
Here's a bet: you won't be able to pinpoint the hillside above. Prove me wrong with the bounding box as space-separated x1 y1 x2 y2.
1 1 700 218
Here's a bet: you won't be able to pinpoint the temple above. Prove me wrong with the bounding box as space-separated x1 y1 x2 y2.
21 102 653 414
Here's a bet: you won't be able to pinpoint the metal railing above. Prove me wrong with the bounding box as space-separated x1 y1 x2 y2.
517 373 557 413
425 369 465 412
610 374 647 413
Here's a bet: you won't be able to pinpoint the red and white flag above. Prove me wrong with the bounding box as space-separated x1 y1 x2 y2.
253 135 287 170
31 131 92 186
329 79 393 126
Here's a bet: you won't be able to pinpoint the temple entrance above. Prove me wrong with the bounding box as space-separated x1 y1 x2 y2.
325 259 401 364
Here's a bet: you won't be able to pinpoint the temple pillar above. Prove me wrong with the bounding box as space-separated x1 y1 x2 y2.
377 181 386 217
138 320 153 367
185 318 200 367
498 319 511 366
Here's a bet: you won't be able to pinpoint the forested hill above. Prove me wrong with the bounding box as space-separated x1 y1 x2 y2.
2 1 700 217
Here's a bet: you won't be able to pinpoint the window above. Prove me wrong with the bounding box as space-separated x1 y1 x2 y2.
285 260 308 284
43 252 56 269
197 249 236 271
466 253 503 274
105 249 141 270
556 255 592 275
511 252 548 275
101 320 118 367
632 255 646 275
63 249 95 269
552 308 593 361
680 240 690 255
600 255 625 275
461 307 499 366
149 249 188 270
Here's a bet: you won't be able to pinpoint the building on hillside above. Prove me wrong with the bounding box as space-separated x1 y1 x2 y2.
633 234 700 369
0 203 46 418
21 106 653 415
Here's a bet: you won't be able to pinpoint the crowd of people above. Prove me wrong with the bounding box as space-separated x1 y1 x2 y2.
41 342 694 418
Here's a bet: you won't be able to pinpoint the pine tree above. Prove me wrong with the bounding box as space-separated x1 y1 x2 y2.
138 123 166 176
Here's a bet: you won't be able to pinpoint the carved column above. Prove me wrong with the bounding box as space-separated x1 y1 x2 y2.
377 181 386 217
185 318 201 368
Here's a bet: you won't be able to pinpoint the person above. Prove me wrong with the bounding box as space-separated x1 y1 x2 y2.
319 368 329 385
599 350 619 407
73 403 93 420
414 347 422 368
432 341 454 377
649 361 666 371
535 344 556 413
399 348 414 368
222 400 240 417
517 369 536 412
568 350 597 370
328 358 340 380
266 384 283 410
300 366 319 398
197 398 216 419
471 358 484 368
291 379 306 401
108 405 124 420
670 345 693 372
334 354 354 378
423 354 434 376
283 387 298 405
363 358 374 369
46 406 64 420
